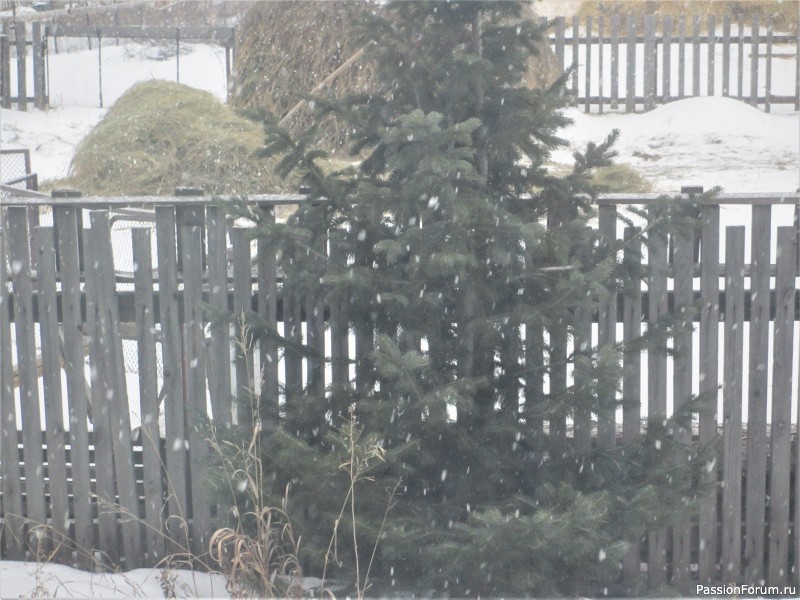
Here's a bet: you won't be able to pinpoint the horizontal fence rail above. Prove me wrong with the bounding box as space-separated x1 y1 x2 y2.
546 14 800 112
0 192 799 593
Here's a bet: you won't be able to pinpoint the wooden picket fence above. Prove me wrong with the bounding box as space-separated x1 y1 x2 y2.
0 191 799 594
0 20 47 110
547 14 800 112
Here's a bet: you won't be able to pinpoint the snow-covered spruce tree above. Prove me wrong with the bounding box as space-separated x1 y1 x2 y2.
226 1 708 596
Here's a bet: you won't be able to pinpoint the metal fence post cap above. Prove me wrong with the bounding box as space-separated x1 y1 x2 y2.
175 187 204 196
51 188 82 198
681 186 704 194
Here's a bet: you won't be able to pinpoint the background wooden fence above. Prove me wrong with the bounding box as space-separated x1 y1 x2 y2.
547 14 800 112
0 20 235 109
0 192 799 594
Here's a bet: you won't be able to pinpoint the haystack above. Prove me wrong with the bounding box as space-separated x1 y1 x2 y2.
68 80 285 195
232 1 562 153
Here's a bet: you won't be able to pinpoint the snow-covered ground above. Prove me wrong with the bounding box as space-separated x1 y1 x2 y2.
0 560 230 600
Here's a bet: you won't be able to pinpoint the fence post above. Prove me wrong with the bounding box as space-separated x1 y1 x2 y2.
132 228 166 564
1 22 9 108
678 15 686 98
52 199 95 569
610 15 619 108
643 15 656 110
32 22 45 109
15 22 26 111
721 226 745 582
598 16 604 113
767 226 795 587
155 204 189 553
750 14 759 106
698 204 720 584
722 16 731 96
0 226 24 561
662 15 672 102
744 205 770 583
620 226 642 593
584 16 591 112
646 211 668 588
765 17 772 112
597 204 616 449
554 16 565 73
182 225 211 559
625 16 636 111
738 15 745 99
692 15 701 96
7 206 47 556
571 16 579 105
707 15 716 96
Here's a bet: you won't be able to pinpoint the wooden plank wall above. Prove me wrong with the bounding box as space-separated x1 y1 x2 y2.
0 196 799 594
552 13 800 112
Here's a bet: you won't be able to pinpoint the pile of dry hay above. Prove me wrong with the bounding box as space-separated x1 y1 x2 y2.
68 80 286 196
232 1 562 154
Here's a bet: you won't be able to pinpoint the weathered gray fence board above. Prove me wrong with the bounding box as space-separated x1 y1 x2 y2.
283 254 303 399
52 206 93 567
738 15 745 99
744 205 770 583
767 226 795 586
554 17 565 70
597 205 616 449
584 16 592 113
15 23 26 111
698 206 719 584
765 18 773 112
621 227 642 593
90 211 141 569
524 319 544 442
610 15 620 108
643 15 656 110
154 206 188 550
83 227 120 565
207 206 232 429
626 17 636 111
662 16 672 102
646 217 668 589
329 238 350 400
257 209 279 420
572 305 591 455
181 226 211 559
598 16 604 113
722 16 731 96
35 227 70 563
0 227 24 560
1 23 10 109
692 15 701 96
678 16 686 98
796 27 799 110
572 16 579 103
7 207 47 554
707 16 716 95
132 228 166 563
622 227 641 443
549 325 567 449
671 228 694 594
751 15 760 105
721 226 745 581
32 22 45 110
231 228 254 421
